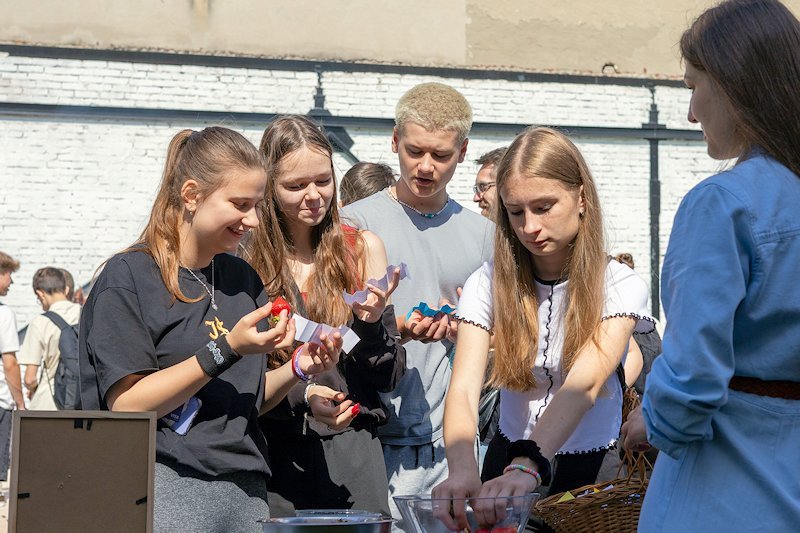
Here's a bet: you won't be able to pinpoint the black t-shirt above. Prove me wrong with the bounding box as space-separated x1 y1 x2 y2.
79 250 271 477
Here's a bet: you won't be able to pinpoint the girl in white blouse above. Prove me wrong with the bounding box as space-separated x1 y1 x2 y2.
433 127 653 529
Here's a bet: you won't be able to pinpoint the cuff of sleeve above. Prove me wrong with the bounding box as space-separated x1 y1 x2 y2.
642 397 686 460
349 313 384 338
196 335 242 378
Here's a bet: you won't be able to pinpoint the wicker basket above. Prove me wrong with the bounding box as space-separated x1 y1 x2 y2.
532 388 650 533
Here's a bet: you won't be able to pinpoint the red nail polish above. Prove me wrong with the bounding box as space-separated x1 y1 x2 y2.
351 403 361 416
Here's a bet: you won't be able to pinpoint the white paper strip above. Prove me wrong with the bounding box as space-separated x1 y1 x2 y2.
342 263 409 307
292 314 361 354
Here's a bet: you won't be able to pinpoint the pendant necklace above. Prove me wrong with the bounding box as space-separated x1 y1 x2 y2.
185 259 218 310
388 188 451 219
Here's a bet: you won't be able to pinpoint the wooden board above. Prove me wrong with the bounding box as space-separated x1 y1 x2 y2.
8 410 155 533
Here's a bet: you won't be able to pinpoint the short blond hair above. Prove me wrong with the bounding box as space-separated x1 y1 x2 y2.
0 251 20 274
395 82 473 144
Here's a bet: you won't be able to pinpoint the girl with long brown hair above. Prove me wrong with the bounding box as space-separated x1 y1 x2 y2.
622 1 800 529
79 126 343 532
243 115 405 516
433 127 653 528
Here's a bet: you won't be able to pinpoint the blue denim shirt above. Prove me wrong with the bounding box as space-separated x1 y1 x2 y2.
640 153 800 531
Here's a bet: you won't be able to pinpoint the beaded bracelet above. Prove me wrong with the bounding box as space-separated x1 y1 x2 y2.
503 463 542 488
303 381 318 408
291 345 311 381
507 439 552 485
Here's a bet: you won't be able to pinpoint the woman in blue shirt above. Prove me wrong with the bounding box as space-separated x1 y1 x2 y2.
622 1 800 530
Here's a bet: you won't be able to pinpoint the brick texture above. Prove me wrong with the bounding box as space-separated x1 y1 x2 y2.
1 54 713 324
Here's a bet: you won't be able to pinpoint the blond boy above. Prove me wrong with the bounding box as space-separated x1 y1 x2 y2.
342 83 494 529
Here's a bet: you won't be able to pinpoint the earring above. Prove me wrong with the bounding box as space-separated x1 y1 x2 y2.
579 210 585 218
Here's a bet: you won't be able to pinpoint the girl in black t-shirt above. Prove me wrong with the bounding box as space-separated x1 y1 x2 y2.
242 115 405 516
79 127 343 532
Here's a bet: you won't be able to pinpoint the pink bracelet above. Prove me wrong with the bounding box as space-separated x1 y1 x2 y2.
291 345 310 382
503 463 542 487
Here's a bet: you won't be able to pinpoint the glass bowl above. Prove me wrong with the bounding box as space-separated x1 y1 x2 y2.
393 493 539 532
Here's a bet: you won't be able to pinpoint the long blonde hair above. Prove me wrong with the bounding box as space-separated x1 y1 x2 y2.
244 115 365 366
491 127 606 392
124 127 269 303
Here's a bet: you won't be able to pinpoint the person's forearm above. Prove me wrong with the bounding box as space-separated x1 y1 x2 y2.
528 386 595 459
3 355 25 409
109 356 211 418
396 315 413 344
529 319 635 459
262 362 302 413
443 388 481 474
24 364 39 390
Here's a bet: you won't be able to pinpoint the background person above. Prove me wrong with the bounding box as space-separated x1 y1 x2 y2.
472 146 508 470
622 0 800 530
18 267 81 409
0 251 24 492
243 115 405 516
472 147 506 220
611 253 662 396
339 161 396 207
60 268 86 306
433 127 653 530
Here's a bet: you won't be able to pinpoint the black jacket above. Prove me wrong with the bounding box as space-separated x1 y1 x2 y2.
260 304 406 436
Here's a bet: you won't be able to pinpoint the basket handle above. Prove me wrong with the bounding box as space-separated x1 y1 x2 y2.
618 447 652 486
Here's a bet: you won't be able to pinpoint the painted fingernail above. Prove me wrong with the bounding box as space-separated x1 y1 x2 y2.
351 403 361 416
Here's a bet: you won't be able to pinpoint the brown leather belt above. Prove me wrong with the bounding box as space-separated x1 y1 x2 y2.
729 375 800 400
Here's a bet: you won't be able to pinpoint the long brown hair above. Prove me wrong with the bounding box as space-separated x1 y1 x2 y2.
490 127 606 392
681 0 800 177
124 127 268 303
244 115 365 365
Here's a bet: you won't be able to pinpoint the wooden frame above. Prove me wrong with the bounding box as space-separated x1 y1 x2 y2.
8 410 156 533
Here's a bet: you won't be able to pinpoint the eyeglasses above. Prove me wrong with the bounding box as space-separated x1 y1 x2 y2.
473 182 496 195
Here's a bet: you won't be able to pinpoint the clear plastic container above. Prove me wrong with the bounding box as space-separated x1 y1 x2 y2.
393 493 539 533
259 515 394 532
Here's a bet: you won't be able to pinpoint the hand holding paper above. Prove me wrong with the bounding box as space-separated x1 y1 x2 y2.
345 263 408 323
343 263 408 304
292 313 361 354
403 293 460 344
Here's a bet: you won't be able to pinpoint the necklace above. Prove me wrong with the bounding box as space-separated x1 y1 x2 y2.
388 188 451 219
184 259 217 310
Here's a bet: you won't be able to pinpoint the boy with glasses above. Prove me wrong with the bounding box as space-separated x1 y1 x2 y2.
472 147 506 220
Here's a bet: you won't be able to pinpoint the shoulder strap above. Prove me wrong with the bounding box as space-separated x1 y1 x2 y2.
43 310 71 331
616 363 626 391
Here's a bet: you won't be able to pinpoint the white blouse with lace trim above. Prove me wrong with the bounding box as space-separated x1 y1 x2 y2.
455 259 655 454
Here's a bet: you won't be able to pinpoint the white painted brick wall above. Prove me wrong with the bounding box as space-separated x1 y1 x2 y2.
0 53 715 325
0 56 318 113
324 72 654 128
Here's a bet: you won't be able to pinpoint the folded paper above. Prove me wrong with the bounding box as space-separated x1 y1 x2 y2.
342 263 409 306
405 302 457 320
556 491 575 503
292 313 360 354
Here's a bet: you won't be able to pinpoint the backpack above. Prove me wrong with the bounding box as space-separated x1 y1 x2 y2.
43 311 81 409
